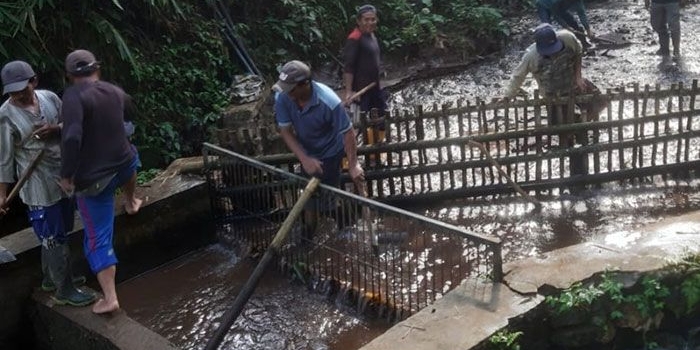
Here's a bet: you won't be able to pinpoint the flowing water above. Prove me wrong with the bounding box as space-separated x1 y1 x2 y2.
119 2 700 349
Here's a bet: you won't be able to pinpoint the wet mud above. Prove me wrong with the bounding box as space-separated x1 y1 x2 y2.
390 1 700 109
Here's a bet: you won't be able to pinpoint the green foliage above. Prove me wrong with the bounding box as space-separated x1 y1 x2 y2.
488 330 522 350
440 1 509 37
128 6 233 165
681 273 700 312
136 168 162 185
377 0 445 51
545 282 604 314
625 277 669 318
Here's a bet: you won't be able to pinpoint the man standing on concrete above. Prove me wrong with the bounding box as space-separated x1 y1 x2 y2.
0 60 95 306
644 0 681 58
343 4 386 145
58 49 141 314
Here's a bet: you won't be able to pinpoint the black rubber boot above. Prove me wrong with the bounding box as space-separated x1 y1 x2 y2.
657 33 670 56
672 31 681 58
44 244 95 306
40 252 86 292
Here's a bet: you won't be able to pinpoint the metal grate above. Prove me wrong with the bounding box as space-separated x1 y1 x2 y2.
203 143 502 321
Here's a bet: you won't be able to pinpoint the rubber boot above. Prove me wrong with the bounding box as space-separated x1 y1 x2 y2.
656 33 670 56
40 253 86 292
671 31 681 58
44 244 95 306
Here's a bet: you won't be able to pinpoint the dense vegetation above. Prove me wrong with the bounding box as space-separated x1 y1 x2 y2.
1 0 520 167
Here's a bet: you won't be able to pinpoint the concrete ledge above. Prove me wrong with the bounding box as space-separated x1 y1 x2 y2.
32 289 176 350
362 211 700 350
360 279 543 350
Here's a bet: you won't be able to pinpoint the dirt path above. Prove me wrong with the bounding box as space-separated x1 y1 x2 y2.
390 0 700 110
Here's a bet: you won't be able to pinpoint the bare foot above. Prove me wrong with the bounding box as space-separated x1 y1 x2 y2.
124 197 143 215
92 298 120 314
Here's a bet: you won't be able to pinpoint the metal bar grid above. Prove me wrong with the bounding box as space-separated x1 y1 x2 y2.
203 143 502 321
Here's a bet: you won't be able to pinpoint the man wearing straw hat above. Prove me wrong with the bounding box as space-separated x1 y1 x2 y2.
0 60 95 307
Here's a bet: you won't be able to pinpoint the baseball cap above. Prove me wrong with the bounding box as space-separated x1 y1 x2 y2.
272 60 311 93
65 49 100 75
1 61 36 95
534 24 563 56
357 4 377 16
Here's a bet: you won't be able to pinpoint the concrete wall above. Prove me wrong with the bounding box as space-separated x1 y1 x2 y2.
0 162 213 350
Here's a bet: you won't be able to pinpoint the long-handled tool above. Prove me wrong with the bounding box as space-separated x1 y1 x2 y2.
0 148 47 215
467 140 541 210
352 176 377 248
204 177 321 350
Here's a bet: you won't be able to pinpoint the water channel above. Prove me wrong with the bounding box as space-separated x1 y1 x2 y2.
41 1 700 349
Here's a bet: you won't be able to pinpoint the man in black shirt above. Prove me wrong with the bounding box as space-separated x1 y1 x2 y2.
343 4 386 147
58 49 141 314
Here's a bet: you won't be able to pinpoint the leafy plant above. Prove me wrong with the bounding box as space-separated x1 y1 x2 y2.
136 168 162 185
545 282 604 314
681 273 700 312
488 330 522 350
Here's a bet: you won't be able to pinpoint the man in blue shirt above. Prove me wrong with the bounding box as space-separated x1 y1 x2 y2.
273 60 363 187
274 60 364 242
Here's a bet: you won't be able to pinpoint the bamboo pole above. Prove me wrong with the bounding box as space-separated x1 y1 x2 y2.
467 140 541 208
1 149 46 214
204 177 321 350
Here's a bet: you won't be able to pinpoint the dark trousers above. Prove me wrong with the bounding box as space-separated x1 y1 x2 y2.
650 2 681 54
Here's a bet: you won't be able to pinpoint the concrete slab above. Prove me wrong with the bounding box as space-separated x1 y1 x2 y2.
504 211 700 295
361 210 700 350
360 279 543 350
32 289 176 350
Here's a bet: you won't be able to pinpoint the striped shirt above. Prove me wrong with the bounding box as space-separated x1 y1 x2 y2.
0 90 65 207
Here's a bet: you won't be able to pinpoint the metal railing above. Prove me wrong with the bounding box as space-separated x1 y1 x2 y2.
203 143 502 321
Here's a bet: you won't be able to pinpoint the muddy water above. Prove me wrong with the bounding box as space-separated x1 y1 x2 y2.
118 245 389 350
119 3 700 349
390 1 700 110
389 1 700 261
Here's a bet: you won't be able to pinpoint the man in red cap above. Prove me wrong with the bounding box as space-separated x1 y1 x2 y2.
58 49 142 314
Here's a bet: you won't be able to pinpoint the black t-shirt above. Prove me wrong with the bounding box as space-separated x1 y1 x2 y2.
343 28 381 91
60 80 134 190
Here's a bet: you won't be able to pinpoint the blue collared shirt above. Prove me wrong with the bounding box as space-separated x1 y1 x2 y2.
274 81 351 160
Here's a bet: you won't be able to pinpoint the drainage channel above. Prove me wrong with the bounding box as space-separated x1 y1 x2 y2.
118 244 390 350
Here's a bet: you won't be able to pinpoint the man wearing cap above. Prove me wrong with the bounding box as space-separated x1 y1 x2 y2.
58 49 141 314
644 0 681 58
0 60 95 307
274 60 364 237
504 24 599 119
343 4 386 148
